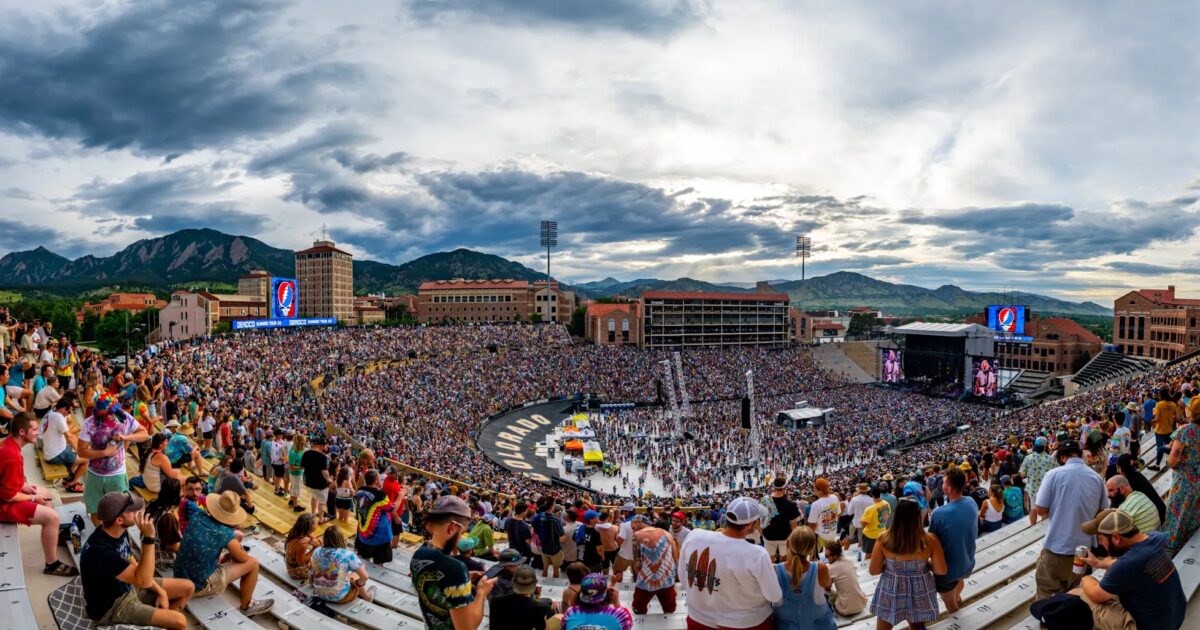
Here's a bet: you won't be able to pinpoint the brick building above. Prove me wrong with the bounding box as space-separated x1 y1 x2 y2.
585 302 640 346
1112 286 1200 361
965 310 1102 375
78 293 167 322
416 279 577 324
154 290 267 341
296 239 354 321
237 270 272 300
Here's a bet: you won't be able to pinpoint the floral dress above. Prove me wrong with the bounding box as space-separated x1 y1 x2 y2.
1165 423 1200 554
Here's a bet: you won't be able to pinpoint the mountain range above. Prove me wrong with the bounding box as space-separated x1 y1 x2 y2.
0 228 1110 316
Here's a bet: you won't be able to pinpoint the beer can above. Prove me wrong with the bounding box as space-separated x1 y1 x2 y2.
1072 545 1089 575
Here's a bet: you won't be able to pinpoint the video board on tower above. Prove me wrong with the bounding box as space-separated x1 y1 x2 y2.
881 349 903 383
270 277 299 319
986 305 1026 335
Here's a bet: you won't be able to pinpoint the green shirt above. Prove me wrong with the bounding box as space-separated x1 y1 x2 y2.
288 447 304 476
468 520 494 554
1119 491 1161 534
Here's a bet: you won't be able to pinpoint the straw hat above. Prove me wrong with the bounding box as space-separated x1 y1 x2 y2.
205 490 247 527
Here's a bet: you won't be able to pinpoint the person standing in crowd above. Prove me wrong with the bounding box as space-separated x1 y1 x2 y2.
269 432 287 497
677 497 782 630
859 486 890 558
1149 389 1178 470
582 510 605 574
868 499 946 630
1163 403 1200 554
807 478 841 554
1056 509 1186 629
174 491 273 616
489 565 559 630
763 476 801 563
611 504 636 584
311 526 375 604
1105 475 1160 534
0 412 77 575
561 573 633 630
629 514 679 615
928 468 977 614
506 502 535 563
847 484 874 558
772 525 836 630
1033 440 1109 599
410 496 495 629
287 433 306 513
80 492 194 629
823 542 868 618
562 510 581 564
354 469 395 566
533 498 566 579
77 394 148 524
301 437 332 523
668 511 691 547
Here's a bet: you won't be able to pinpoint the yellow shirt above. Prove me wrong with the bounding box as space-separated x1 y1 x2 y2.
861 500 891 540
1154 400 1178 435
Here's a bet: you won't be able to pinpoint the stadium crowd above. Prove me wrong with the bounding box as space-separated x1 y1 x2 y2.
0 321 1194 629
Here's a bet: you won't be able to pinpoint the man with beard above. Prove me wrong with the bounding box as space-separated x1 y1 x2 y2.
410 496 495 630
1105 475 1160 534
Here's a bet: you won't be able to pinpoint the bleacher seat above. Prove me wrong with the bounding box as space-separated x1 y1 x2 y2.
46 578 156 630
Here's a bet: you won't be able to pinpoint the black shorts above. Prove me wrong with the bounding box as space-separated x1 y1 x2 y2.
202 430 214 441
336 496 354 510
355 538 394 565
272 464 285 477
934 575 961 593
602 550 617 569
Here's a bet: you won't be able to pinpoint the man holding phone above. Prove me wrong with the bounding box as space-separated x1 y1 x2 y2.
411 496 496 629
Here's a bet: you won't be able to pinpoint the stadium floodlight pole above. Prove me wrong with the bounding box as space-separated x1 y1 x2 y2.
795 235 812 281
673 351 692 420
539 220 558 322
746 369 759 461
660 359 681 438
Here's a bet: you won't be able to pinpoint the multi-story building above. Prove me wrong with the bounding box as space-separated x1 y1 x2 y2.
154 291 267 340
585 302 640 346
295 239 354 321
237 270 272 301
965 310 1102 374
77 292 167 322
416 279 578 324
1112 286 1200 361
641 290 790 349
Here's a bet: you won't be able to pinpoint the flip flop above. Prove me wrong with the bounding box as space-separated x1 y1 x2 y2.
44 561 79 577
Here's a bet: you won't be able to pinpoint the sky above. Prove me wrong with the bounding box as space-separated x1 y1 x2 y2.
0 0 1198 302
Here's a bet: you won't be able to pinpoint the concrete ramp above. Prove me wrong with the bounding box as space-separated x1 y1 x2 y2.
810 342 876 384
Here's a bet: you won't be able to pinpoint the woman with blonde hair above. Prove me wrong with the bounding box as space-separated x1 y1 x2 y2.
868 499 946 630
773 525 837 629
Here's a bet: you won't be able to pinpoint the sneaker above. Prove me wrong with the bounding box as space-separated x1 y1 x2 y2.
363 586 376 602
1147 464 1160 471
293 505 305 513
240 598 274 616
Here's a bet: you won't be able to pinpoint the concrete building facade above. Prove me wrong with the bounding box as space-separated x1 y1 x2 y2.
295 239 354 321
237 270 272 301
1112 286 1200 361
641 290 791 349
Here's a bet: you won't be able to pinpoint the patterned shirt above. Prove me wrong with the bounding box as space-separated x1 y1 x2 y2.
311 547 364 602
562 605 634 630
175 502 235 590
354 486 394 546
411 544 475 630
79 412 139 477
1019 451 1055 500
1119 491 1161 534
633 526 678 592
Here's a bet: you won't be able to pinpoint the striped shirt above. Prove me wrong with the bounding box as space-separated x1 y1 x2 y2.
1119 491 1161 534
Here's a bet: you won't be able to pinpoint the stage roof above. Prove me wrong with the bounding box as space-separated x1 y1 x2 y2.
889 322 994 337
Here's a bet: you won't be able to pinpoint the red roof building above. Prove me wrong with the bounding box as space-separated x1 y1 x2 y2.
1113 285 1200 361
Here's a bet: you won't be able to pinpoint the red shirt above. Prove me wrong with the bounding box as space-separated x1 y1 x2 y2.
219 422 232 447
0 436 25 501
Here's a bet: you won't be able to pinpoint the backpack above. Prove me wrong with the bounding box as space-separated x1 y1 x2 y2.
573 522 587 545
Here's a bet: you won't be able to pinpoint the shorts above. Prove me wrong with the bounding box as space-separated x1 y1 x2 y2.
84 471 129 514
272 464 286 478
97 579 164 626
542 550 565 569
195 564 232 597
862 536 877 555
5 385 25 399
290 475 303 497
46 446 78 468
335 496 353 511
34 407 49 419
202 430 214 441
687 616 773 630
765 539 788 560
633 586 677 615
356 538 394 565
603 550 617 570
0 498 37 525
934 575 961 593
308 486 329 504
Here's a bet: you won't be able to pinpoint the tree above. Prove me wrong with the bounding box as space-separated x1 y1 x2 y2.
847 312 882 338
80 312 100 341
568 305 587 337
529 312 543 324
94 310 154 357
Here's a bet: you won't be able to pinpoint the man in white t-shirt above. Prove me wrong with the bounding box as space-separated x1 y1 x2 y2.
677 496 782 630
1112 423 1132 456
612 503 637 583
41 397 87 490
847 483 875 559
808 478 841 552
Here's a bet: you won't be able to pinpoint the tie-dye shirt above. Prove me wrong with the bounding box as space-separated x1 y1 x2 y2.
633 526 678 592
411 545 474 630
354 486 394 546
79 411 139 477
562 605 634 630
311 546 364 602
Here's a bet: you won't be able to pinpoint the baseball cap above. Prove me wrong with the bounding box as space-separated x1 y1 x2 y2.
621 502 636 512
457 537 477 553
512 566 538 595
814 478 830 493
583 509 600 521
633 514 654 526
496 548 526 567
579 573 609 604
1056 439 1083 457
428 496 472 520
671 511 686 521
96 491 145 522
724 496 768 526
1081 508 1137 536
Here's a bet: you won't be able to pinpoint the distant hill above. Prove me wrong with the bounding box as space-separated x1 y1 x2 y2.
0 229 1112 316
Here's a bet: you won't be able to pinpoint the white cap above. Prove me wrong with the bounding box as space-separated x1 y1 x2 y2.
725 497 768 526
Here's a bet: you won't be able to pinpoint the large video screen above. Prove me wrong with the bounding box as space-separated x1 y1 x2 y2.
881 349 903 383
971 357 998 397
987 305 1026 335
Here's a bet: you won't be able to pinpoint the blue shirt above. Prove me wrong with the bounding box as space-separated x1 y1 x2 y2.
7 365 22 388
1035 458 1108 554
928 497 979 580
164 433 193 464
1099 532 1185 629
1143 399 1157 422
175 502 236 590
881 494 898 527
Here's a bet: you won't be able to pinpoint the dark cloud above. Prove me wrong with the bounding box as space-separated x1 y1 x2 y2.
70 166 267 236
0 0 363 154
2 187 34 200
0 218 64 253
404 0 706 36
1104 261 1200 276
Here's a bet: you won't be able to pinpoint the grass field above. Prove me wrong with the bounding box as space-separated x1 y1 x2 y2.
0 290 23 304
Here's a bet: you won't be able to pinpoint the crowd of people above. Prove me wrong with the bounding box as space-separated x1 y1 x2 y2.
0 320 1196 629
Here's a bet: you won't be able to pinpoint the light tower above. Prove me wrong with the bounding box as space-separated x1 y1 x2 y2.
795 235 812 281
539 220 558 322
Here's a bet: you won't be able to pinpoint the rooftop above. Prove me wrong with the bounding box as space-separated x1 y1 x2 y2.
642 290 790 302
418 279 529 290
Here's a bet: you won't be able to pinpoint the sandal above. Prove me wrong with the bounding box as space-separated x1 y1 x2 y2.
63 482 84 493
44 561 79 577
